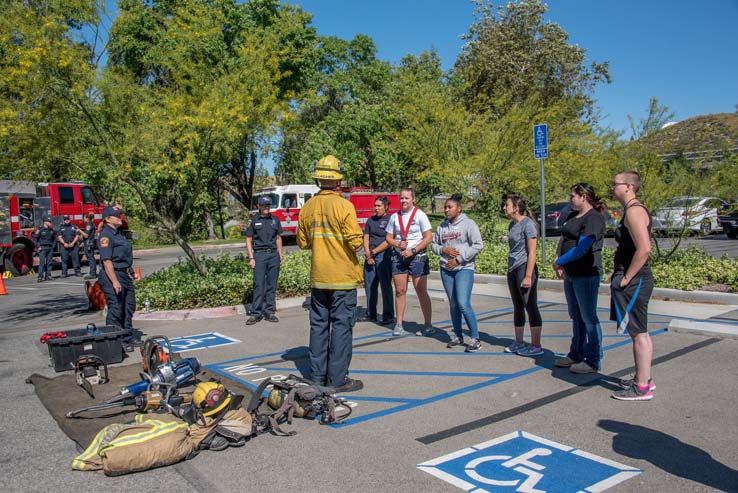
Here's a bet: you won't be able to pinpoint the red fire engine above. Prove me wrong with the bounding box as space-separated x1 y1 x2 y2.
249 184 400 236
0 181 132 276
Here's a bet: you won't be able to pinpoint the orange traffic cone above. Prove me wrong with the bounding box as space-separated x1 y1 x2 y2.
0 275 7 296
134 267 142 281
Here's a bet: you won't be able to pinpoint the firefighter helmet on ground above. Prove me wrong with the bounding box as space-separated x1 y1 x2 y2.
193 381 232 417
312 155 344 181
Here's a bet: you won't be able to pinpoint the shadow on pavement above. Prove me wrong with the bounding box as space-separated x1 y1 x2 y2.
3 293 91 324
598 419 738 492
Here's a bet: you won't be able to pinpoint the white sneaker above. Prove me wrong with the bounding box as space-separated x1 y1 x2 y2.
392 324 404 337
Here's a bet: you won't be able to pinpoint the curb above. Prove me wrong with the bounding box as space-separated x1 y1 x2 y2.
134 272 738 324
134 242 244 256
668 318 738 340
437 272 738 306
135 294 312 321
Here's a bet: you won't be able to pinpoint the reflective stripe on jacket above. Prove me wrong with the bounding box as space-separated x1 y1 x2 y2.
297 190 364 290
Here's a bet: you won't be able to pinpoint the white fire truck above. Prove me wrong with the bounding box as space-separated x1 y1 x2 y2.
0 180 132 275
249 184 400 236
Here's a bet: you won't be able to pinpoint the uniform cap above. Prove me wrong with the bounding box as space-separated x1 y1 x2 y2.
63 215 70 220
43 216 52 222
102 205 122 218
258 196 272 206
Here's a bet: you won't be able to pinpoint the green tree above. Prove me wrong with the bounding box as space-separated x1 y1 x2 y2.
276 34 400 188
89 0 298 274
454 0 610 120
0 0 101 181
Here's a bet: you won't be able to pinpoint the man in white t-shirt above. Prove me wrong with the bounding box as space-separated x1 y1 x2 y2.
385 188 434 337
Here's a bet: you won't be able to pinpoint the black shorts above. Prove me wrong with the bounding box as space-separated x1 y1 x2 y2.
610 271 654 335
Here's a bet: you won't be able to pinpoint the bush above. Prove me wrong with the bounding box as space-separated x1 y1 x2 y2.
138 238 738 310
135 251 313 310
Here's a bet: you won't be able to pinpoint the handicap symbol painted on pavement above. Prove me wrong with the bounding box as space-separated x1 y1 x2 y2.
168 332 241 352
418 431 641 492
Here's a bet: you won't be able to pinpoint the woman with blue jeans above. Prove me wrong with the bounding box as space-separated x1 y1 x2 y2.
553 183 606 374
431 194 484 352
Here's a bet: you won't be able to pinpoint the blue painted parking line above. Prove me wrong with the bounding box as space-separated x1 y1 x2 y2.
206 327 668 428
258 367 509 378
418 430 641 492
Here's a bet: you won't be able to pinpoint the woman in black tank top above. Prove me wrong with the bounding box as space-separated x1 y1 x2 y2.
609 171 656 401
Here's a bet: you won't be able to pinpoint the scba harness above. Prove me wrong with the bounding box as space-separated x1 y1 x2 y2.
247 375 352 435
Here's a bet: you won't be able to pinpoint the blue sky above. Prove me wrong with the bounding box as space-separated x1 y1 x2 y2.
295 0 738 137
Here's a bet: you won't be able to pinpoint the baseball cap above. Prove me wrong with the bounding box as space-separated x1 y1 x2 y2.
43 216 52 222
258 196 272 206
63 215 70 220
102 205 122 218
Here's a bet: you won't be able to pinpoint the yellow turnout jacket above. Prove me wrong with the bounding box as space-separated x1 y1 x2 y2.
297 190 364 290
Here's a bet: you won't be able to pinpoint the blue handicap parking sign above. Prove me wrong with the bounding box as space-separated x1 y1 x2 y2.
169 332 241 352
534 124 548 159
418 431 640 492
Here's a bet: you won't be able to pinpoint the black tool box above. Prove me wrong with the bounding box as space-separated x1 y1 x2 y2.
46 324 126 372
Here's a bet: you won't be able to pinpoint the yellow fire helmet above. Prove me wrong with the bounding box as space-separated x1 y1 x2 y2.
193 381 232 417
312 155 344 181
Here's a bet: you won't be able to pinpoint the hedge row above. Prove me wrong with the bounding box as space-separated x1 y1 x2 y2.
135 243 738 310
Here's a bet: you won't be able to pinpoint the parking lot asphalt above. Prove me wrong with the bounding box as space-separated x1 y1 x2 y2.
2 277 738 492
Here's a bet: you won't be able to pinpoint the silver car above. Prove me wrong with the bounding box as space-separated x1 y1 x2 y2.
652 196 728 234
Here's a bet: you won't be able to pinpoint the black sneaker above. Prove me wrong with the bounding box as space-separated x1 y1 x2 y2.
75 272 83 277
245 315 263 325
265 314 279 323
335 378 363 393
45 275 53 281
84 273 97 280
378 318 396 326
37 278 44 283
356 315 375 322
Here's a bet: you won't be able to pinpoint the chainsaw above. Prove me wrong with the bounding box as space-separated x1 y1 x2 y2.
73 355 109 399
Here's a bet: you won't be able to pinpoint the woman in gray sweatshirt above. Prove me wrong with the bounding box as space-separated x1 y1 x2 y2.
431 193 485 351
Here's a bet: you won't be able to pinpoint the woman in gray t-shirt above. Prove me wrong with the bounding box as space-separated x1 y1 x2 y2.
504 196 543 356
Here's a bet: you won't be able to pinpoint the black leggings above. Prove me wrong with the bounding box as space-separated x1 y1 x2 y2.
507 264 542 327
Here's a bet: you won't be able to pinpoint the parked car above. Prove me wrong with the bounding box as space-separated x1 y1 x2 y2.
718 204 738 239
652 196 728 235
535 202 619 236
536 202 570 236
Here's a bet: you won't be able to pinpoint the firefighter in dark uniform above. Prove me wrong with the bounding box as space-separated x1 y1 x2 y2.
57 215 82 277
32 217 56 282
80 213 98 278
244 195 283 325
98 205 139 348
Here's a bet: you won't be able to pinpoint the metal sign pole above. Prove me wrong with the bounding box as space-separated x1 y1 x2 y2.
539 158 546 265
534 123 548 267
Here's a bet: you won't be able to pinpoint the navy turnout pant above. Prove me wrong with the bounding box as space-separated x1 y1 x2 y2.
308 288 357 388
60 244 80 275
251 251 280 316
99 269 136 339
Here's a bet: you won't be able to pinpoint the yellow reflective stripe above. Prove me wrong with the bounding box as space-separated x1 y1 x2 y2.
99 420 187 455
310 232 347 240
71 425 110 470
312 282 359 290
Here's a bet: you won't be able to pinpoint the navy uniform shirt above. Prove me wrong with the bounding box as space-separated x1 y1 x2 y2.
245 213 282 250
84 221 96 245
364 214 390 251
58 223 80 244
98 225 133 269
33 226 57 249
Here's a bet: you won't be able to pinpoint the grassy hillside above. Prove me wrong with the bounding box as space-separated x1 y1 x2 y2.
641 112 738 155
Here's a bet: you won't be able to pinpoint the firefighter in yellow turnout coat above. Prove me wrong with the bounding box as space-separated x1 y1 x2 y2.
297 155 365 393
